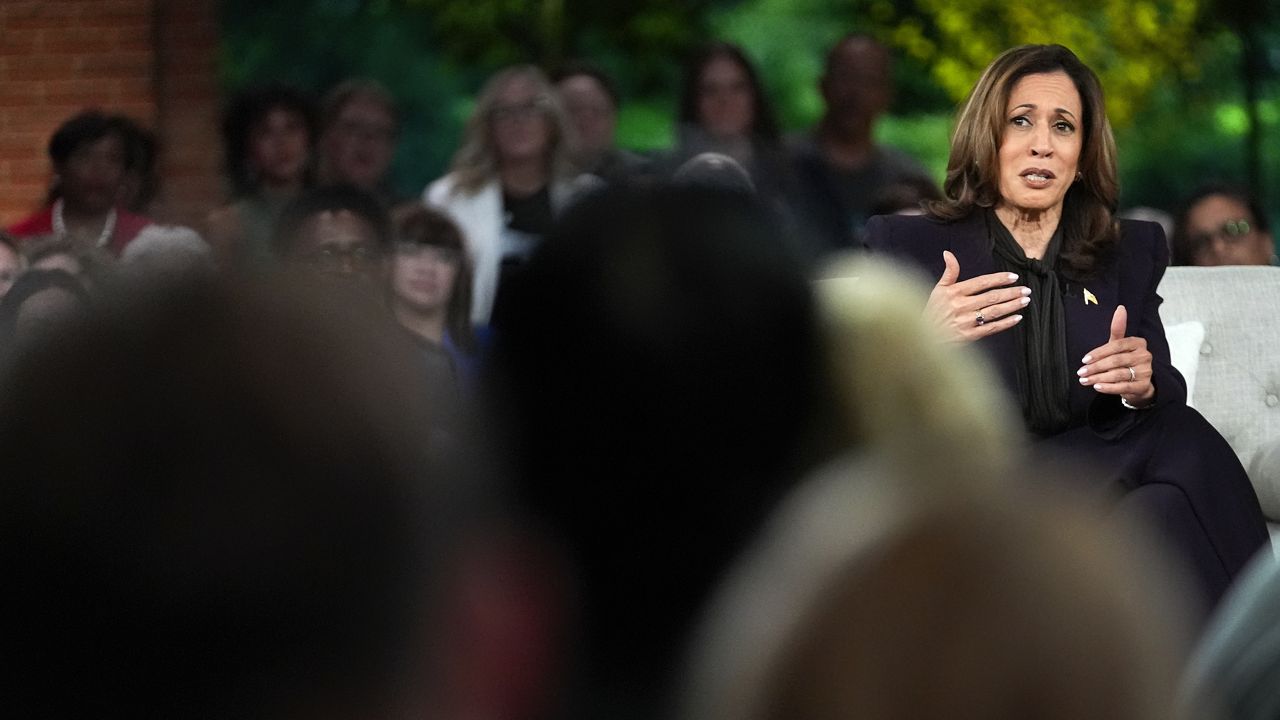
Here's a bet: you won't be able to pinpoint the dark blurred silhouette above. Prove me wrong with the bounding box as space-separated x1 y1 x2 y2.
0 274 487 719
491 183 823 720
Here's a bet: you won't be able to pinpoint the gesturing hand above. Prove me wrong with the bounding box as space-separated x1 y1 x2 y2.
926 251 1031 343
1077 305 1156 407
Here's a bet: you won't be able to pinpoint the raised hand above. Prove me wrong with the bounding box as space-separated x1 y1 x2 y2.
1077 305 1155 407
926 250 1031 343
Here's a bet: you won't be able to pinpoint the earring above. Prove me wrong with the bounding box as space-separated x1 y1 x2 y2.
1075 171 1083 182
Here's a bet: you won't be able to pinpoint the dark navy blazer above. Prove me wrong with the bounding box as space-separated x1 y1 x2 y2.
864 211 1186 439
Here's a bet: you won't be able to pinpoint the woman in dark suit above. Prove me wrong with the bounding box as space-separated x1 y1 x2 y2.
865 44 1266 613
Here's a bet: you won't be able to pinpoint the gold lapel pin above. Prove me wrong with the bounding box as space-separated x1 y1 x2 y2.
1083 288 1098 306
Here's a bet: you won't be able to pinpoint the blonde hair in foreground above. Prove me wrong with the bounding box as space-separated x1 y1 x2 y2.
816 254 1018 494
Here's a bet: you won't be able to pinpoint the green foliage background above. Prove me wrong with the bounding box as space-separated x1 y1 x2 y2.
220 0 1278 223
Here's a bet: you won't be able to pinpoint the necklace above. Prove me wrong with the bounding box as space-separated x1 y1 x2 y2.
52 198 117 248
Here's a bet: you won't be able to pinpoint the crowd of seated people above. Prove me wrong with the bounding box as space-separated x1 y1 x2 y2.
2 33 1278 720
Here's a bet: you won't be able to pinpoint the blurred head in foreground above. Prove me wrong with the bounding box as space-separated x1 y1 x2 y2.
0 275 476 719
492 183 821 717
682 486 1194 720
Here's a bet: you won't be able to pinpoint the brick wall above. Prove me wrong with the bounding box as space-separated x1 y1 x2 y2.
0 0 223 229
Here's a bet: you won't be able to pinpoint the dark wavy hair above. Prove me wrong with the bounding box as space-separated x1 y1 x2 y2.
45 110 135 204
1170 183 1270 266
393 206 476 352
221 84 319 199
927 45 1119 279
678 42 781 146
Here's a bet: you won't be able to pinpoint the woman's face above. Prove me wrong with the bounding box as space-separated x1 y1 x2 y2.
696 55 755 140
996 71 1083 220
250 107 310 187
489 76 553 166
391 243 460 315
60 133 127 215
324 97 397 190
1186 194 1274 266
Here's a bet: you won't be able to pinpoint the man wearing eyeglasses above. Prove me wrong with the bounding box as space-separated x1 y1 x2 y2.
1172 185 1276 266
272 184 391 291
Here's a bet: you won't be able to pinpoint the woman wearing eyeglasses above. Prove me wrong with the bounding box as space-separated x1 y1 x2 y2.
424 65 596 327
1171 185 1275 266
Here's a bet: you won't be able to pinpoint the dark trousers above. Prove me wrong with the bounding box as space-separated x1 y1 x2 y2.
1039 403 1269 617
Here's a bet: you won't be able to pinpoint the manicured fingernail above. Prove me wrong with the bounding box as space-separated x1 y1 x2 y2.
1020 297 1031 306
1021 286 1032 295
1077 367 1088 376
1081 355 1092 363
1093 385 1105 392
1007 273 1019 282
1079 377 1090 385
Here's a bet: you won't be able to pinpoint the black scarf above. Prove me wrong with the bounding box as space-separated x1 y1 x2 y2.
986 209 1073 434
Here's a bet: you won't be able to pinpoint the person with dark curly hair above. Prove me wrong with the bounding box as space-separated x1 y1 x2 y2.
206 84 319 267
7 110 154 255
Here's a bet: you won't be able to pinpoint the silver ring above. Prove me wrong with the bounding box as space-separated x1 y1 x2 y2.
1127 366 1136 382
975 311 986 327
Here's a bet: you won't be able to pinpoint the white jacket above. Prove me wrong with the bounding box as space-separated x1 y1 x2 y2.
423 173 598 325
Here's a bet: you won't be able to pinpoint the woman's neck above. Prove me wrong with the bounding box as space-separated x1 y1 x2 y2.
994 204 1061 260
393 303 446 345
500 158 549 197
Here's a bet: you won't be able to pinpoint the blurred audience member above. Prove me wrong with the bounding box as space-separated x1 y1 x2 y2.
391 206 480 386
491 184 822 720
868 175 943 217
674 42 793 209
319 78 402 205
7 110 154 255
207 84 319 267
1184 550 1280 720
273 184 391 292
0 232 22 298
1172 185 1275 266
425 65 594 326
554 62 646 181
791 34 934 252
0 269 91 355
0 273 502 719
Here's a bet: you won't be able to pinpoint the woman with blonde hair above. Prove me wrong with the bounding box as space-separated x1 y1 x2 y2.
424 65 594 326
